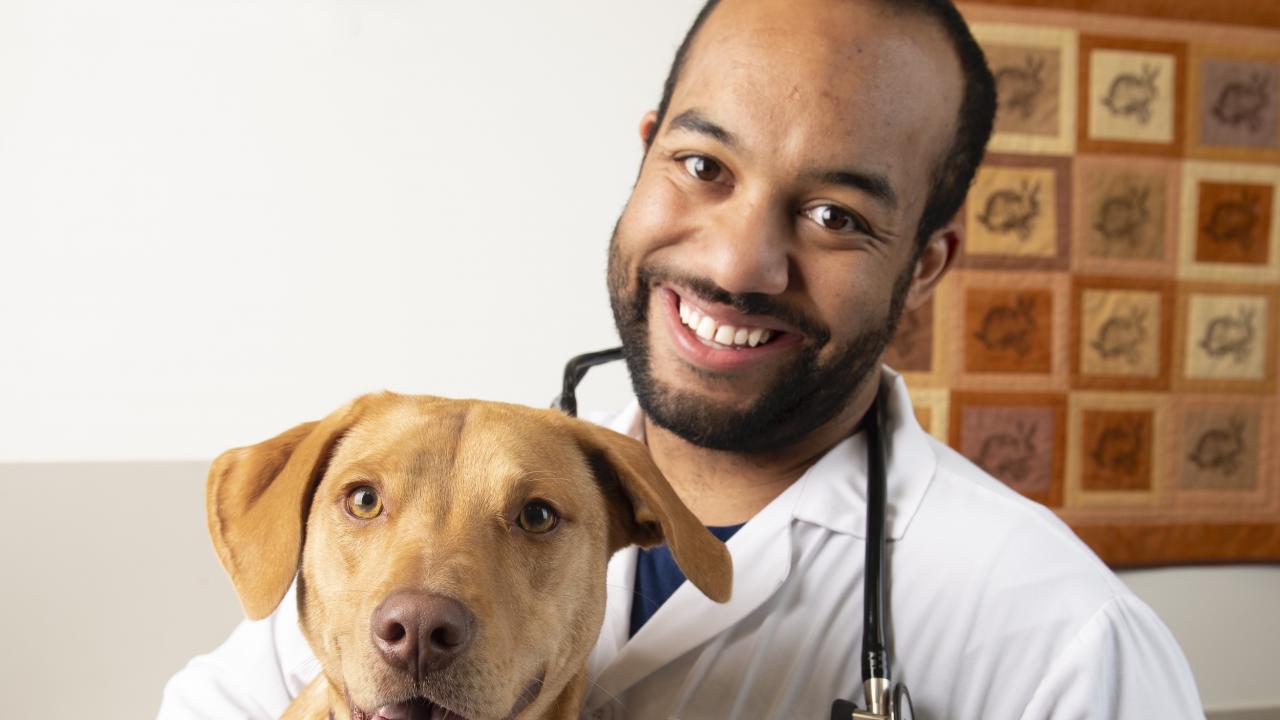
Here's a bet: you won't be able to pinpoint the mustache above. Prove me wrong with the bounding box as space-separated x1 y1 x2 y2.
637 265 830 343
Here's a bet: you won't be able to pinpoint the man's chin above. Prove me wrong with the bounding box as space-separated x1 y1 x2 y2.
634 367 809 452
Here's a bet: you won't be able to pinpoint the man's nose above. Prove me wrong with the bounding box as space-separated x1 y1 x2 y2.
698 194 791 296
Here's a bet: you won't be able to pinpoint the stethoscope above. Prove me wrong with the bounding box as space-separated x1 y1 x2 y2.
554 348 914 720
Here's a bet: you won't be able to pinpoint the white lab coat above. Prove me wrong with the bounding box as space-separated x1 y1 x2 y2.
159 369 1203 719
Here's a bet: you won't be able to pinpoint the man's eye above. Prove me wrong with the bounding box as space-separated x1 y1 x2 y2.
682 155 724 182
803 204 869 234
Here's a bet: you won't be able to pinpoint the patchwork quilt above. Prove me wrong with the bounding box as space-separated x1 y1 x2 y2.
893 4 1280 565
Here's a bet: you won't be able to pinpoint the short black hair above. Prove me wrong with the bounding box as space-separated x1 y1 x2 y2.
645 0 996 251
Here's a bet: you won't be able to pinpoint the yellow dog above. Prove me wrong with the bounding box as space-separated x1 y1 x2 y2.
207 392 732 720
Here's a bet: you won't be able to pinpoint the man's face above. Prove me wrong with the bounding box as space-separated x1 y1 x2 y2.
608 0 963 452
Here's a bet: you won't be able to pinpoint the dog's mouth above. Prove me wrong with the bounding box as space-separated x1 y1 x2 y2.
351 672 544 720
367 697 464 720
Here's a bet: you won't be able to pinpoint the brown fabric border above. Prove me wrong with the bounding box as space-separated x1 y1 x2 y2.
971 0 1280 30
1072 521 1280 566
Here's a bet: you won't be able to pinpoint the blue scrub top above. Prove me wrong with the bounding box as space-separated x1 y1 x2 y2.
629 524 744 637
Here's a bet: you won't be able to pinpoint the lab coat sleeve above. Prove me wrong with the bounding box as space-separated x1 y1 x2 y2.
1019 594 1203 719
156 584 317 720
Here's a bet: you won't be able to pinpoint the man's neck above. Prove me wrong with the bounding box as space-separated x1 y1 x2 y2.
642 370 883 526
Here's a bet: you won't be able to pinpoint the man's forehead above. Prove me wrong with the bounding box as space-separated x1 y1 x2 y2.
665 0 961 188
678 0 955 101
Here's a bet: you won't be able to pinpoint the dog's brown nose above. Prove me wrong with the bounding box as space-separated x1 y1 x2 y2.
371 590 475 678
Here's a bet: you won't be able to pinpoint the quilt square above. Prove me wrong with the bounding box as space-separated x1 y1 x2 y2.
1169 395 1277 520
1194 181 1274 266
960 154 1071 271
1078 36 1186 157
1187 44 1280 164
950 391 1066 507
1173 284 1279 394
1200 59 1280 149
973 23 1078 156
991 46 1062 137
1073 155 1178 277
1071 277 1174 392
1081 409 1154 492
1178 406 1262 491
1177 161 1280 284
945 271 1069 392
964 288 1053 374
1066 392 1170 510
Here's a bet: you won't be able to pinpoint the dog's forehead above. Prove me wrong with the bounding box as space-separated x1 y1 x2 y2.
330 395 586 479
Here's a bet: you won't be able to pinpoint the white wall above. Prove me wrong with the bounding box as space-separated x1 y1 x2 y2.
2 0 1277 715
1 0 692 463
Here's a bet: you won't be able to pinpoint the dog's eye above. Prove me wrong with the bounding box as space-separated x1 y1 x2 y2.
346 486 383 519
517 501 559 534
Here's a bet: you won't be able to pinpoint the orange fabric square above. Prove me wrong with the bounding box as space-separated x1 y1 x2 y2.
1195 181 1274 265
1081 409 1154 491
964 288 1053 373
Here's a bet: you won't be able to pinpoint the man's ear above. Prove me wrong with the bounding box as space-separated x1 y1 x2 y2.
569 420 732 604
639 110 659 149
206 396 371 620
904 218 962 311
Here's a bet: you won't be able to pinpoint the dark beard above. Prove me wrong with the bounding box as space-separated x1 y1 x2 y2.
607 233 914 453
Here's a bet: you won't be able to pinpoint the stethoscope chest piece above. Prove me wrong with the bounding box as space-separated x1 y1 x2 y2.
830 682 913 720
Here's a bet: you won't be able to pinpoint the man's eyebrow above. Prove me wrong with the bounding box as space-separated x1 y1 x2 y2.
666 109 740 150
807 168 899 211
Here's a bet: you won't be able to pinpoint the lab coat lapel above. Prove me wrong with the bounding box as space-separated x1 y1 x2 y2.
587 503 795 706
582 370 935 703
789 369 936 540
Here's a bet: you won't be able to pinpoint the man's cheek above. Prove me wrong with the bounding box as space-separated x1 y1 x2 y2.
624 178 698 256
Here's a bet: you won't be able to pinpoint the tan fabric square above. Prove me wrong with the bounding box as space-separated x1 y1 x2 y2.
989 45 1061 137
1079 289 1162 378
1195 181 1274 265
1081 168 1167 261
964 288 1053 373
1184 293 1270 380
1081 409 1154 491
1088 49 1177 144
1179 408 1261 491
967 166 1058 257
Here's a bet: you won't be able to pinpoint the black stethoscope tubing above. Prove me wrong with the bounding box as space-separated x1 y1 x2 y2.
554 347 910 719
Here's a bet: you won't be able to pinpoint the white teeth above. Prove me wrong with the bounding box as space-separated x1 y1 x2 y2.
677 297 777 349
696 315 717 340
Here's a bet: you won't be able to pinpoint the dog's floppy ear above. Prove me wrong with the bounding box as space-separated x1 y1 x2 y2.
571 422 732 604
207 397 367 620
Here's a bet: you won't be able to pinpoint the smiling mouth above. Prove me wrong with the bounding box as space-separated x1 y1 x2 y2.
673 294 790 351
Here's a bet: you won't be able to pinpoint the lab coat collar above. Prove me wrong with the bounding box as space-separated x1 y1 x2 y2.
584 368 937 707
788 368 937 540
599 367 937 541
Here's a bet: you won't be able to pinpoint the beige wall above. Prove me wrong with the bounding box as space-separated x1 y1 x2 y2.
3 461 1277 718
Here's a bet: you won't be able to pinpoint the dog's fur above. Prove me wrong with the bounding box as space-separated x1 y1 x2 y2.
207 392 732 720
